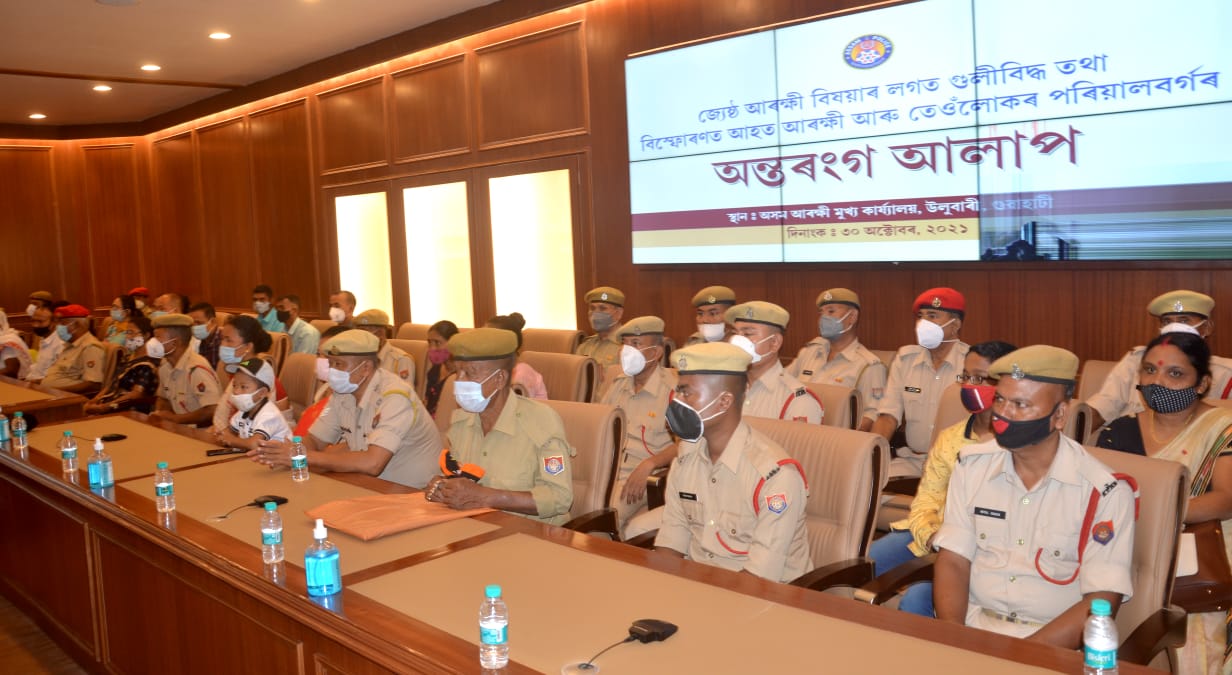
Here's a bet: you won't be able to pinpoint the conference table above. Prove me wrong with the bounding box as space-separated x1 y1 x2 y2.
0 413 1155 674
0 375 87 424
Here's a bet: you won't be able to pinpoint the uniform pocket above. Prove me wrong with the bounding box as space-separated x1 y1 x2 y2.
1035 530 1080 584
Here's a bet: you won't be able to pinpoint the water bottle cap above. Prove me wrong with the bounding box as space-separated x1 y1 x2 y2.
485 584 502 598
1090 598 1112 616
13 412 22 418
264 501 277 511
293 435 302 443
157 461 168 469
63 430 72 436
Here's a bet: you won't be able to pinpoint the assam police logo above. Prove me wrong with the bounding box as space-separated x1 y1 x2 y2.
843 35 892 69
766 493 788 514
543 455 565 475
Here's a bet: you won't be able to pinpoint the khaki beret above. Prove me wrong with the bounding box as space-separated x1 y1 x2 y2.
151 312 192 328
673 341 752 375
618 316 665 337
1148 290 1214 318
355 309 391 327
226 357 276 390
692 286 736 307
914 287 966 317
990 345 1079 385
725 301 789 330
324 329 380 356
585 286 625 307
448 327 518 361
817 288 860 309
55 304 91 319
29 290 53 302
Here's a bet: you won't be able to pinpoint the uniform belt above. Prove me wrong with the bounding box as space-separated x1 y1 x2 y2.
980 607 1042 627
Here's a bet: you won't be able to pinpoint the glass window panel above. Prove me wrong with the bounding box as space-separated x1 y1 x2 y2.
404 182 475 327
334 192 394 319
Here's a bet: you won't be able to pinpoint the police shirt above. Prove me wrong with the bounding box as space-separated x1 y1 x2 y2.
877 342 970 454
379 342 416 386
744 360 824 424
157 348 221 415
788 337 887 424
576 334 622 369
42 332 105 389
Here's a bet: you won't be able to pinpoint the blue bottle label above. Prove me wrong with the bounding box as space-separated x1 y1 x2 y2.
480 624 507 645
291 455 307 469
1084 646 1116 668
0 422 9 442
155 483 173 497
14 429 26 439
61 448 76 460
262 529 282 546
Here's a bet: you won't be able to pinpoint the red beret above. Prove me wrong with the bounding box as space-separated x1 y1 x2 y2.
128 286 150 296
914 287 965 317
55 304 91 319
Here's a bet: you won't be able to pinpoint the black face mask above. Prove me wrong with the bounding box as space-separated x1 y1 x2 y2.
275 310 292 324
32 326 51 337
991 402 1060 450
665 395 725 443
1137 383 1201 414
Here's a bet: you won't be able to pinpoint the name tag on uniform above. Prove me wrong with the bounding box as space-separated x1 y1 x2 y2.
801 369 814 376
678 492 698 501
904 386 922 393
974 506 1006 519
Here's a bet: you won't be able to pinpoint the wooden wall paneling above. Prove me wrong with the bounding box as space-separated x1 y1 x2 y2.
196 118 256 308
0 146 66 314
316 78 389 174
148 133 207 302
465 169 497 326
390 55 472 163
80 144 144 308
249 101 324 314
1071 267 1209 362
475 22 588 148
384 187 411 325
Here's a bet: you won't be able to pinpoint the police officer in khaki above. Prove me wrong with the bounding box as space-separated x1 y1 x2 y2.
426 328 575 525
598 316 679 535
256 330 441 488
933 346 1135 646
787 288 887 431
39 303 106 395
873 287 971 476
685 285 737 346
575 286 625 369
654 341 812 582
353 309 415 387
148 313 220 426
725 301 823 424
1086 289 1232 430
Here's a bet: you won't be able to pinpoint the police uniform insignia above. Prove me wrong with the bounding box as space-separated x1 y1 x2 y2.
871 387 884 399
400 369 408 379
1011 363 1025 380
600 292 609 301
677 356 687 370
822 291 833 301
706 294 716 304
633 325 642 335
794 388 806 397
745 307 754 318
1174 300 1184 312
766 493 788 514
197 382 206 392
1092 520 1114 545
543 455 565 475
931 296 942 308
87 360 95 368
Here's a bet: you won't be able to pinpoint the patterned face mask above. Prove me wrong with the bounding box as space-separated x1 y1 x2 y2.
1137 383 1200 414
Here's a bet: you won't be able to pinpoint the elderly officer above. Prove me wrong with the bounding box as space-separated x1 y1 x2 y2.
575 286 625 369
726 301 823 424
873 287 971 476
354 309 415 386
933 345 1135 647
598 316 679 535
148 313 220 426
1086 289 1232 430
426 328 575 524
256 330 440 488
39 303 106 395
685 285 737 346
654 341 812 582
788 288 887 431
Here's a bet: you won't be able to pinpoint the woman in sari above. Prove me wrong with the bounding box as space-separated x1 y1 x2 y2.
1096 328 1232 674
84 316 158 414
102 294 139 346
424 320 459 416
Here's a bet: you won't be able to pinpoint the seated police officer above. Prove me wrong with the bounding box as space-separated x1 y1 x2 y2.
727 301 823 424
685 285 737 346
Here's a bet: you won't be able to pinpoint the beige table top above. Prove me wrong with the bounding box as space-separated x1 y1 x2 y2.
0 380 54 406
161 457 499 575
354 533 1056 675
27 416 217 480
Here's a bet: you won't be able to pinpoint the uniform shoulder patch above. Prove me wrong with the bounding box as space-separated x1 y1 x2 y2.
543 455 565 475
765 493 788 514
1092 520 1114 545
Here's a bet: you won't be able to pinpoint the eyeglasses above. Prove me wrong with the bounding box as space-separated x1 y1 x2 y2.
955 374 995 385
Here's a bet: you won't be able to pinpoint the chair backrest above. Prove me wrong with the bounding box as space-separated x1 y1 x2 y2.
309 319 337 336
396 322 431 340
745 417 889 566
1084 446 1186 643
389 338 428 399
517 351 598 403
280 352 318 419
95 315 114 340
539 399 625 519
521 328 584 355
809 383 862 430
266 331 290 374
1065 399 1095 444
871 349 896 369
928 383 967 447
100 342 123 388
1078 359 1119 402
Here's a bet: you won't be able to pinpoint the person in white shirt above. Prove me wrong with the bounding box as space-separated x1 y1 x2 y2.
25 304 65 381
218 358 290 450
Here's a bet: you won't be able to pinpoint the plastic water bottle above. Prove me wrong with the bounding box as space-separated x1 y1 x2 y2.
154 462 175 513
1083 598 1119 674
11 412 28 452
58 430 78 473
86 437 114 488
260 502 284 563
290 436 309 482
0 406 10 444
479 584 509 669
305 518 341 596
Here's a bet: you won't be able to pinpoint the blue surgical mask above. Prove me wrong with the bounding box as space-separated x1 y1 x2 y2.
219 345 245 364
110 308 126 322
191 324 210 340
149 310 168 319
56 324 73 342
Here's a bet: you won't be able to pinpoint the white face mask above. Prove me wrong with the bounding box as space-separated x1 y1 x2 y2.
1161 321 1203 336
26 303 38 318
620 344 655 377
314 357 330 382
329 307 347 323
454 368 501 413
253 300 270 314
915 318 955 350
327 362 365 395
145 337 175 359
729 334 773 365
229 392 258 413
698 322 726 342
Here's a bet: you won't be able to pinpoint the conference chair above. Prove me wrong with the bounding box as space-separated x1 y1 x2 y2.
388 338 428 399
855 446 1186 670
876 383 966 531
520 328 584 354
1077 358 1119 402
309 319 336 336
92 315 109 341
396 322 431 341
518 351 598 403
660 336 677 367
1066 399 1096 445
266 331 291 374
279 352 317 419
539 400 625 523
99 342 123 391
809 383 862 430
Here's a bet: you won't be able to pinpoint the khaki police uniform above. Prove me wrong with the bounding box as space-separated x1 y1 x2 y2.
577 334 622 369
598 364 678 530
788 337 887 423
447 393 575 525
42 332 105 389
379 342 416 386
1087 348 1232 422
878 341 970 473
933 435 1135 637
157 348 221 415
745 360 824 424
655 422 812 582
309 368 440 488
